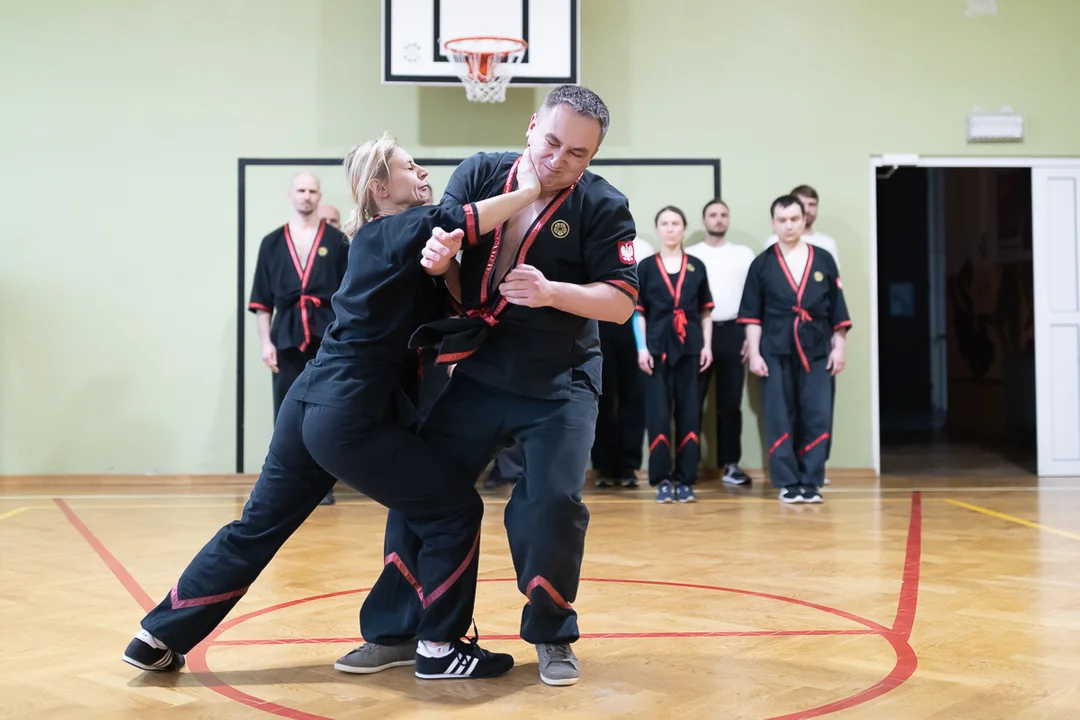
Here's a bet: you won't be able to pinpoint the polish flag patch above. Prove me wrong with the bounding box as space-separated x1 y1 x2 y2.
618 240 635 265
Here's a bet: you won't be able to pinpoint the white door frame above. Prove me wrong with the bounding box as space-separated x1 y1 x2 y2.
868 154 1080 476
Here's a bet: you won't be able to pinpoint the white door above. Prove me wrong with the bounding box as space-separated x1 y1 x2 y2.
1032 168 1080 476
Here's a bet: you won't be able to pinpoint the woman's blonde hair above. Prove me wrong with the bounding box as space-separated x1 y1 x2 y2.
342 131 400 238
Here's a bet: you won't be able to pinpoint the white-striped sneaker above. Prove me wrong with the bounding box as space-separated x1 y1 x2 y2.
413 639 514 680
122 635 185 672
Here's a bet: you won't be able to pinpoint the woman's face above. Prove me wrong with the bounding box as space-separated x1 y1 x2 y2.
656 210 686 249
385 146 431 208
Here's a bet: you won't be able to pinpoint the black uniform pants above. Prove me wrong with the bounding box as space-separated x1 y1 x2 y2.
360 370 598 646
697 321 746 467
272 344 320 423
826 375 836 463
761 353 831 489
645 353 701 487
140 392 482 653
487 440 525 484
591 320 645 479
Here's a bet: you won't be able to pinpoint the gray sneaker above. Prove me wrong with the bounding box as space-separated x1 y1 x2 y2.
537 643 580 686
334 642 415 674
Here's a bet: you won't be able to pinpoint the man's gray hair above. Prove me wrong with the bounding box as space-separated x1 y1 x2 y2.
541 84 610 143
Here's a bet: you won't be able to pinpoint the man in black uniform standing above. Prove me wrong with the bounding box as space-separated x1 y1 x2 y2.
737 196 851 504
249 172 348 505
335 85 638 687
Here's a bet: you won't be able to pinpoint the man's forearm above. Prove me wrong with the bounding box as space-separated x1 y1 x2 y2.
256 310 273 346
745 323 762 357
442 259 462 303
548 281 635 323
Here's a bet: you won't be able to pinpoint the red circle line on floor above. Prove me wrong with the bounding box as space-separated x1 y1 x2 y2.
56 492 923 720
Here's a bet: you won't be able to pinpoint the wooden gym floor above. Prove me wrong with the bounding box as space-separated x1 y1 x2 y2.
2 473 1078 719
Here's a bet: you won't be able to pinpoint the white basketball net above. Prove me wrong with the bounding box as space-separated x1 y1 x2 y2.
442 37 527 103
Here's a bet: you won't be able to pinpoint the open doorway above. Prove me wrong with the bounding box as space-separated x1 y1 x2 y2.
876 166 1036 476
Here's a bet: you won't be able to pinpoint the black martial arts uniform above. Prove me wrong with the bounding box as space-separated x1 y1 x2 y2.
737 243 851 492
590 318 645 484
636 253 714 487
139 203 486 655
248 220 349 421
360 151 639 647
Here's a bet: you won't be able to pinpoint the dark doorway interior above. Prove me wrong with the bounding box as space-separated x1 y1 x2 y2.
876 166 1036 476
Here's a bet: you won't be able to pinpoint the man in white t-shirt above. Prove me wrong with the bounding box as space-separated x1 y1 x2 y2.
686 200 756 485
764 185 840 482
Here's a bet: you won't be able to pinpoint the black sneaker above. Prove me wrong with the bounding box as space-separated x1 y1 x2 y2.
801 486 823 503
619 474 639 489
414 638 514 680
722 464 751 485
778 486 804 503
122 635 186 672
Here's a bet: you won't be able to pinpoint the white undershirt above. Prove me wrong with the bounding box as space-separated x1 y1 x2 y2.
764 231 840 271
684 239 756 322
778 241 809 281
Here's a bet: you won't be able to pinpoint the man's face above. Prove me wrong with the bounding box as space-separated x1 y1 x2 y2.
795 193 818 228
290 173 322 216
524 104 602 191
317 205 341 228
703 203 730 237
771 203 807 243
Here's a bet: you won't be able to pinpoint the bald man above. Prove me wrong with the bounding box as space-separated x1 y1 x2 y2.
249 173 349 503
317 204 342 230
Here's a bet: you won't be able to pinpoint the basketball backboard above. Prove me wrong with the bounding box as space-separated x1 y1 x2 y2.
382 0 579 86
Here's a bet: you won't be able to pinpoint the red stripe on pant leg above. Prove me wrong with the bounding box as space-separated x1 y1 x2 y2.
677 432 699 451
422 530 481 608
524 576 573 610
385 553 425 604
768 432 789 457
649 434 669 453
798 433 830 456
170 584 250 610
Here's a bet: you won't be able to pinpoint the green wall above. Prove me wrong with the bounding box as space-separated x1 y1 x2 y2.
3 0 1078 475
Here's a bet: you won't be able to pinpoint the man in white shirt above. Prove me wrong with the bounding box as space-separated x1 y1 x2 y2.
764 185 840 481
686 200 756 485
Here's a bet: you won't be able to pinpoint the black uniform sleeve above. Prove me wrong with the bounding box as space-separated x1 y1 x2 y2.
634 258 651 313
582 188 639 304
330 228 349 283
440 152 501 248
829 269 853 332
383 203 482 266
696 261 715 315
737 255 765 326
248 235 275 314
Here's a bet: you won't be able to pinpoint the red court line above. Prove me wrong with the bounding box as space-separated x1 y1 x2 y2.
766 491 922 720
58 491 924 720
210 629 876 646
892 491 922 639
54 498 156 613
56 498 326 720
581 577 893 632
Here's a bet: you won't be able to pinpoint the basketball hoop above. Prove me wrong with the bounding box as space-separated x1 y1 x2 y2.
441 36 527 103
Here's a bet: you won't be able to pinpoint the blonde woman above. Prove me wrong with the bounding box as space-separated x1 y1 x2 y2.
123 133 543 681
